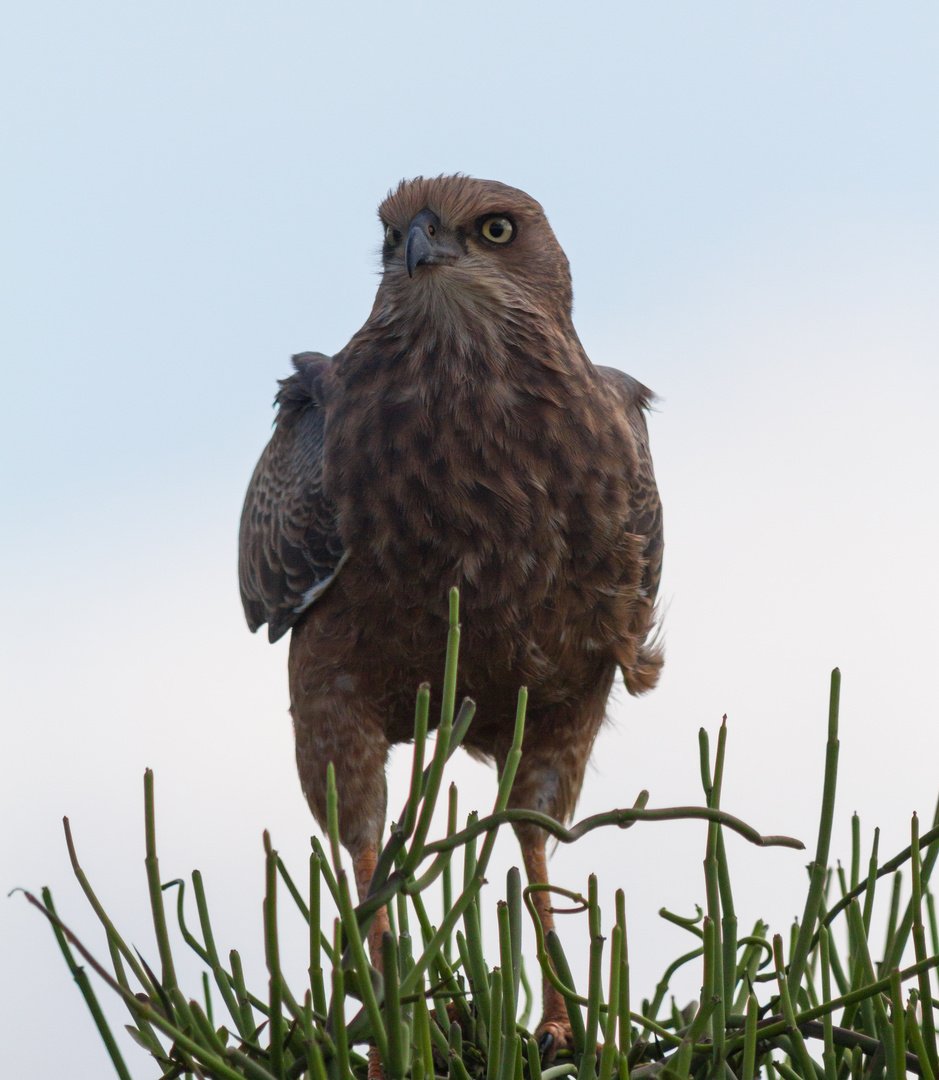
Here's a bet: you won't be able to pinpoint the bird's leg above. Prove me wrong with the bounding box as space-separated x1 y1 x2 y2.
519 829 574 1059
500 682 612 1062
351 843 392 972
293 704 393 959
351 843 391 1080
290 691 392 1075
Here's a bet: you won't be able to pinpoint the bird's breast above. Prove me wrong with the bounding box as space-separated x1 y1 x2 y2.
324 367 635 625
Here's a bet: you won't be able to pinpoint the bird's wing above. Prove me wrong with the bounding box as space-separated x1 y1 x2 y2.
239 352 347 643
597 365 664 690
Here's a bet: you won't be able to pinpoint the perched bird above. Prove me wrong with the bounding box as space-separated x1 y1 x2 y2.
239 175 663 1056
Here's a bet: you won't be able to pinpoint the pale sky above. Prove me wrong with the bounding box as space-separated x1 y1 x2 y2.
2 3 938 1076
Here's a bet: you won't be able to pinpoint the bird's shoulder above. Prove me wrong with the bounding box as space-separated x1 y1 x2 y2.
594 364 655 419
592 361 659 491
592 364 658 475
273 350 334 418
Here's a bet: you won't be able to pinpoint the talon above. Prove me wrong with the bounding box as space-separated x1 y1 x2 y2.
536 1020 572 1063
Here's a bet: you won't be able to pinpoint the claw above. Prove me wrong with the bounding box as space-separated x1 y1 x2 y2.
535 1019 572 1063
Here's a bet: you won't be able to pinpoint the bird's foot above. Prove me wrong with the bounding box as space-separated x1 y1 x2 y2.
535 1018 574 1063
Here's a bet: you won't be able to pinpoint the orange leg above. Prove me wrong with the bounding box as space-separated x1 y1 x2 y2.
352 845 392 971
498 682 613 1061
520 835 574 1060
352 845 391 1080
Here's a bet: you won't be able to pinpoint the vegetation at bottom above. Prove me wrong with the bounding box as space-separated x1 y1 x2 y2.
21 593 939 1080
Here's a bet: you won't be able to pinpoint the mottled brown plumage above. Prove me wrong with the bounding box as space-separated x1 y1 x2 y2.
239 175 663 1057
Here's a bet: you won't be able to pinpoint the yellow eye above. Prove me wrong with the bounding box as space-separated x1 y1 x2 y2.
480 216 514 244
384 224 402 245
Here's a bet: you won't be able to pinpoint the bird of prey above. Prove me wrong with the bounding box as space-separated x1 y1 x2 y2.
239 175 663 1058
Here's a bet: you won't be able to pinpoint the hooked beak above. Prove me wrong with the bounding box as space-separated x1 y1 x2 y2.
405 209 461 278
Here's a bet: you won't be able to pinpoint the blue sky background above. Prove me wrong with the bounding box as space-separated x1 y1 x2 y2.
2 3 938 1076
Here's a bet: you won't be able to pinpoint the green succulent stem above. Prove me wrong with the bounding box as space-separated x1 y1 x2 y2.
25 636 939 1080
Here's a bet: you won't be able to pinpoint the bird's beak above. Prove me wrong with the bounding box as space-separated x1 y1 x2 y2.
405 209 461 278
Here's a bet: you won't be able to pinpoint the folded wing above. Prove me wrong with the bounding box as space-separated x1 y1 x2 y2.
597 365 664 692
238 352 347 643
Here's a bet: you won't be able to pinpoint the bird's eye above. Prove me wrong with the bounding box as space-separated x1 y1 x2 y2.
384 224 403 246
479 216 515 245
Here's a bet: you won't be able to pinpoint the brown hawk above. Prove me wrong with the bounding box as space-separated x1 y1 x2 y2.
239 175 663 1056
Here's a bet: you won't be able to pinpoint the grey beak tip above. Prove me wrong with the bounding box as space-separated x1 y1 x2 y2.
405 218 435 278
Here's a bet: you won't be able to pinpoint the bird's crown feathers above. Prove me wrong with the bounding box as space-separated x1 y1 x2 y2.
378 174 545 232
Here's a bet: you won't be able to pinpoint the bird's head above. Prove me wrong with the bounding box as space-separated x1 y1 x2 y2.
373 176 574 335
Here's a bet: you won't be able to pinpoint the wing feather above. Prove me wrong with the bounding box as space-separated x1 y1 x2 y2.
597 365 664 691
238 353 346 643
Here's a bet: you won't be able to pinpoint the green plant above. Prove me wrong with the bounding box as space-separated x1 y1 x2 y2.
21 592 939 1079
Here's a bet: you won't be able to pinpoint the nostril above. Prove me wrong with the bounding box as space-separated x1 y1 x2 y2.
427 224 436 237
